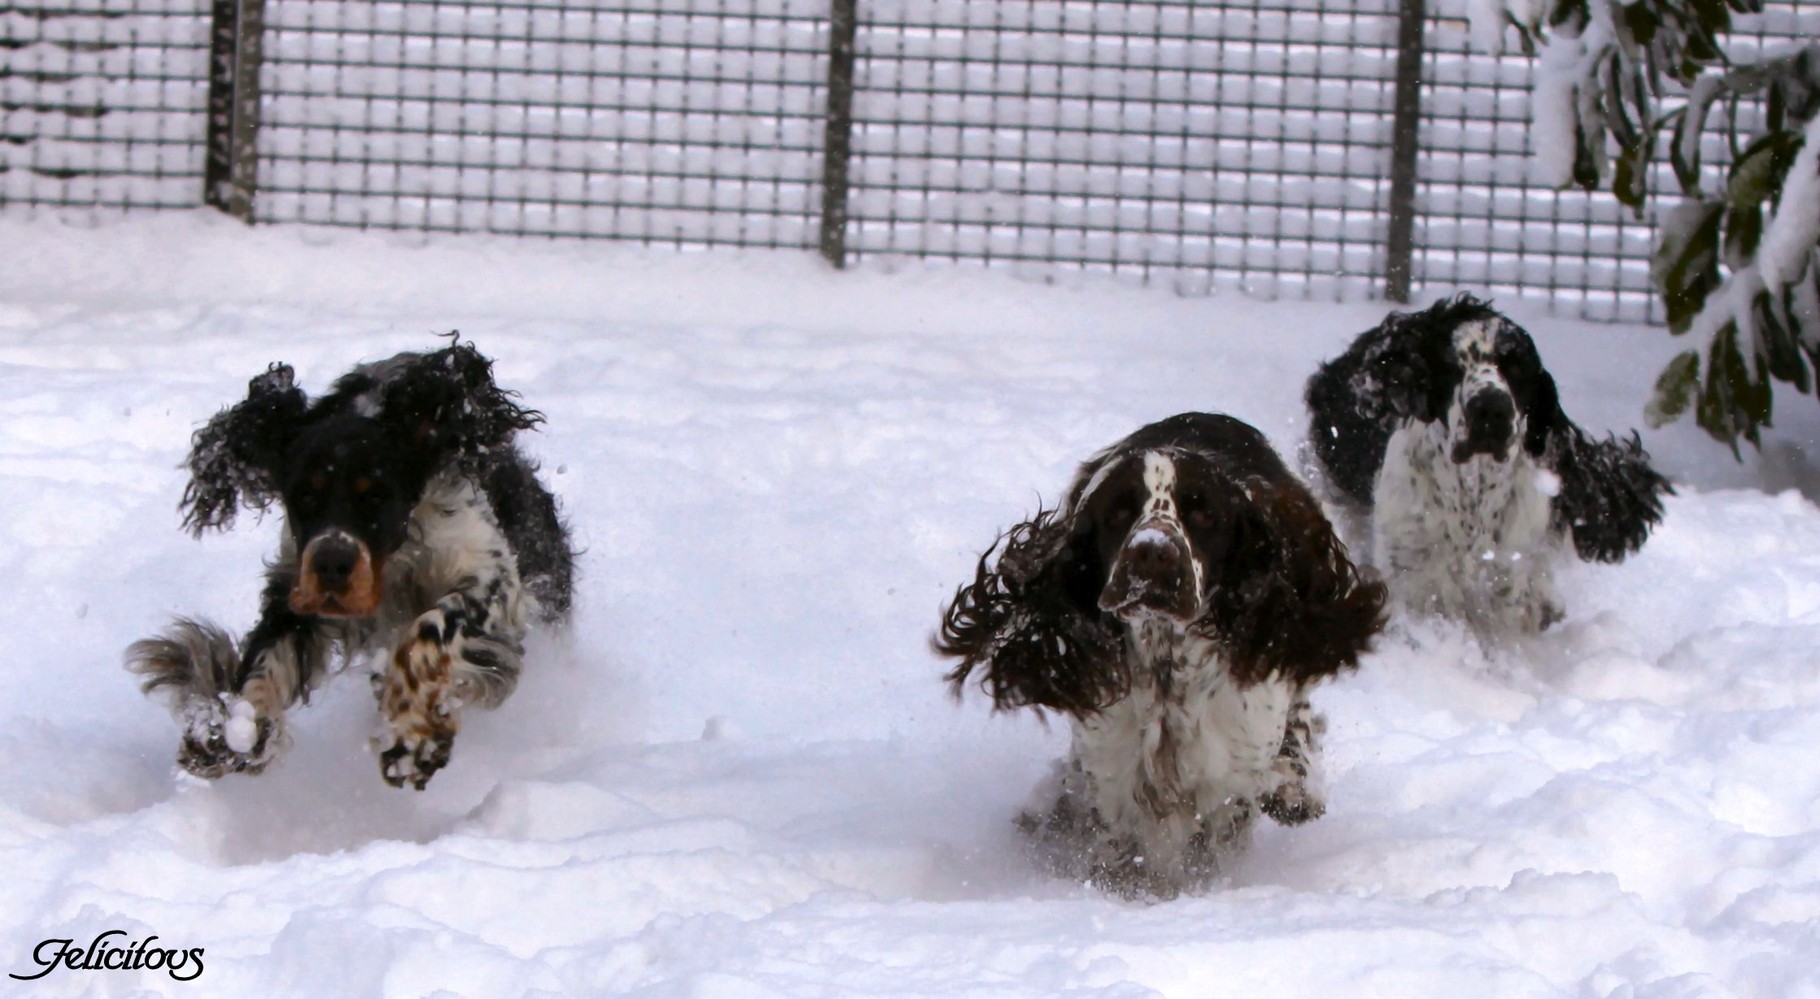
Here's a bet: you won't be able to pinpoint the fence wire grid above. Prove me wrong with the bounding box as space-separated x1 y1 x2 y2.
1 1 210 210
3 0 1815 324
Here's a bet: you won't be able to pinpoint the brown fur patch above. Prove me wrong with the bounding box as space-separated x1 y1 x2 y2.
378 632 460 789
239 674 284 719
289 538 384 618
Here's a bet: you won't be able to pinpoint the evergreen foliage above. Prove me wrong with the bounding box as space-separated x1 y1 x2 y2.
1496 0 1820 450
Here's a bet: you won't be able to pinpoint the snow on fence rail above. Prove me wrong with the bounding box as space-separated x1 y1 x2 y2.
0 0 1812 323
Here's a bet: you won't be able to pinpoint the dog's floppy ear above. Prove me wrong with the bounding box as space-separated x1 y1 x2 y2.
1522 368 1563 459
934 505 1125 717
180 364 308 536
1305 301 1456 506
1199 480 1387 686
1486 315 1564 461
378 337 542 477
1548 427 1673 563
1517 340 1672 562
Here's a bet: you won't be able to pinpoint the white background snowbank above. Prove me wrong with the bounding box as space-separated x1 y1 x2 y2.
2 213 1819 996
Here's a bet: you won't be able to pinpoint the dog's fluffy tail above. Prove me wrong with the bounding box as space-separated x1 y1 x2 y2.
125 618 243 709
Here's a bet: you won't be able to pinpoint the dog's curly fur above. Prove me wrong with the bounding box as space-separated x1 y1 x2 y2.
128 337 573 789
937 412 1386 896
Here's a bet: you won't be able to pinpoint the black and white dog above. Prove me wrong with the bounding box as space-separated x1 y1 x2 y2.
1305 294 1670 639
937 413 1386 896
127 339 573 790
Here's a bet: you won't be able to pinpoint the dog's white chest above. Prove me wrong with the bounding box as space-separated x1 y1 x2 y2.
1372 420 1560 634
1069 624 1292 856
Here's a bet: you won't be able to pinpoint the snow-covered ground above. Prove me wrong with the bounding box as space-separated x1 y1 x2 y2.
3 213 1819 996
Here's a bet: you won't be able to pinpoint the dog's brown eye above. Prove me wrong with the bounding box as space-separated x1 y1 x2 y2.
310 472 327 492
354 476 372 495
1181 492 1214 526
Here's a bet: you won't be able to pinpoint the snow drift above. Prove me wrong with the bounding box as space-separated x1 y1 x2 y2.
1 213 1818 996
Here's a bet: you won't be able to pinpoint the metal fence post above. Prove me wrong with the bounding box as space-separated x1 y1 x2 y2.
819 0 858 268
203 0 265 222
1384 0 1426 303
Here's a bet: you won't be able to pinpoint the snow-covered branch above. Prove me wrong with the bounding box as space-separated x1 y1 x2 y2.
1476 0 1820 450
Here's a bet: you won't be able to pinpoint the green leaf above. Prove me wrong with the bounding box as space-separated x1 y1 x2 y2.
1605 72 1643 151
1732 322 1773 438
1614 140 1649 212
1666 106 1703 193
1744 377 1771 444
1548 0 1589 32
1571 116 1602 190
1723 202 1762 271
1623 2 1658 47
1646 350 1702 427
1697 322 1772 451
1756 290 1811 392
1681 28 1723 76
1698 322 1747 451
1652 199 1724 334
1726 131 1800 211
1696 0 1733 40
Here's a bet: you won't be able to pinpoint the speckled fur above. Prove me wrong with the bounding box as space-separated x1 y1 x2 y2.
1373 418 1562 636
1306 295 1670 641
939 413 1384 898
365 473 530 788
127 341 571 789
1024 619 1313 896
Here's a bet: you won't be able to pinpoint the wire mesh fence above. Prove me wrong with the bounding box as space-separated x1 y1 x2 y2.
256 0 830 247
1 0 211 212
1413 12 1660 323
2 0 1815 324
847 0 1402 301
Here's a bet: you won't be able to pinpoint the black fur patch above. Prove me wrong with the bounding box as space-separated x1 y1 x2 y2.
181 364 308 535
1549 427 1672 562
483 447 575 622
935 509 1127 716
1304 294 1508 507
1305 293 1672 562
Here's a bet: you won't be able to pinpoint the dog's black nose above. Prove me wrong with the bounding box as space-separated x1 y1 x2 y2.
310 536 361 590
1118 537 1178 578
1099 524 1199 622
1464 390 1515 436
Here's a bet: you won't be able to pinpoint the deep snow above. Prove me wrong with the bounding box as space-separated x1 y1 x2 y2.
3 213 1820 996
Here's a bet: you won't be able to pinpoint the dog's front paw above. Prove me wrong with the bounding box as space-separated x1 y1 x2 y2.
376 628 463 790
1259 777 1325 826
177 695 278 779
377 725 454 791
